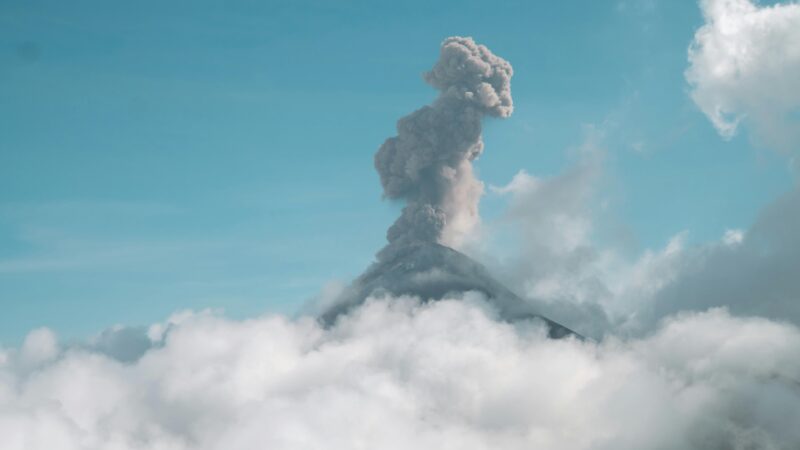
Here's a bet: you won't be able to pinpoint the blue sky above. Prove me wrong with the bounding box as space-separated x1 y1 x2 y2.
0 0 794 344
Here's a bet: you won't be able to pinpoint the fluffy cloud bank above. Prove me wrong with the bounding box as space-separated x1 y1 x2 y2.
686 0 800 153
2 298 800 450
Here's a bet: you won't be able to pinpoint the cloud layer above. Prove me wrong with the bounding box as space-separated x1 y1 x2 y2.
2 298 800 450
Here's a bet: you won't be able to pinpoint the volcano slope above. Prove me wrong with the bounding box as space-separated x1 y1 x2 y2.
320 242 580 340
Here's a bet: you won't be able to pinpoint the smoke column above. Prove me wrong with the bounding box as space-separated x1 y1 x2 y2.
374 36 513 249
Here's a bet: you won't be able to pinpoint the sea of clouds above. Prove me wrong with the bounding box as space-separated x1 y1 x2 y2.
2 297 800 449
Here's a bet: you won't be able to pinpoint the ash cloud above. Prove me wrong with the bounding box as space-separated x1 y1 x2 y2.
375 36 513 249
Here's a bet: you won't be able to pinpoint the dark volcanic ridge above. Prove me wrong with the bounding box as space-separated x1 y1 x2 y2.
320 242 581 340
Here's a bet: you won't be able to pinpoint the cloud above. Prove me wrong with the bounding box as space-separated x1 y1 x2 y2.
18 328 59 369
722 228 745 246
83 326 155 363
686 0 800 153
479 137 613 336
649 184 800 326
474 123 800 338
482 162 800 339
474 131 688 338
1 299 799 449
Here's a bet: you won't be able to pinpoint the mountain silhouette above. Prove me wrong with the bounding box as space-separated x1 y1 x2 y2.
320 242 580 339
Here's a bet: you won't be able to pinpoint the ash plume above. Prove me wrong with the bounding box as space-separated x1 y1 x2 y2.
375 36 513 250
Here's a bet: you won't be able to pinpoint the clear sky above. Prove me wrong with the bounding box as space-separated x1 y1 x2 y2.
0 0 794 344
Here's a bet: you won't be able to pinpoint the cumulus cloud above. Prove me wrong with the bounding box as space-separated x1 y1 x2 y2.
18 328 59 369
2 299 800 449
686 0 800 153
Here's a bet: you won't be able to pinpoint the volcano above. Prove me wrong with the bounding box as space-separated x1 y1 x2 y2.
320 242 580 339
320 38 580 339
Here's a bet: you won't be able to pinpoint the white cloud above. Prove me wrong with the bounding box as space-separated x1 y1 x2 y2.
1 299 799 449
483 157 800 336
723 228 745 246
476 132 690 337
19 328 59 369
686 0 800 152
476 123 800 338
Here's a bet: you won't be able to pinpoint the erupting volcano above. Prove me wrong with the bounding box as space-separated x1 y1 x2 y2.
319 37 578 339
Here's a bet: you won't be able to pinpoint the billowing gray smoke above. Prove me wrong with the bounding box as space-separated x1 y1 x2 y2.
375 36 513 249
